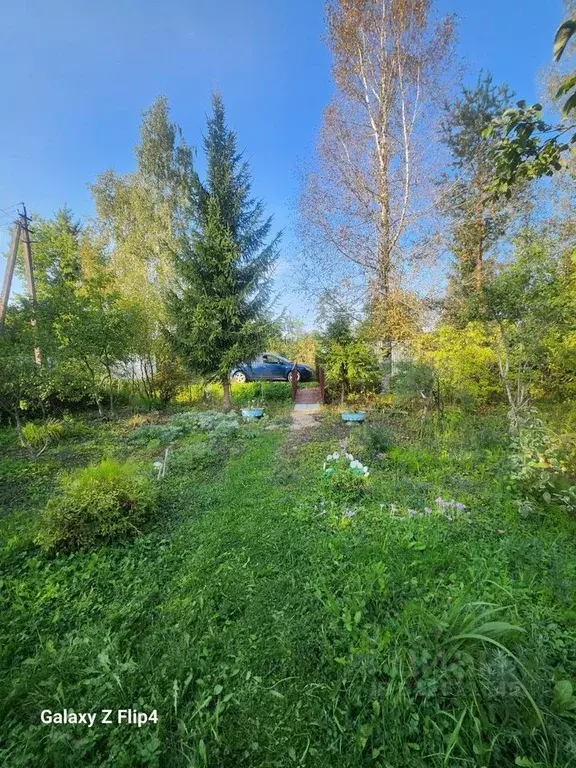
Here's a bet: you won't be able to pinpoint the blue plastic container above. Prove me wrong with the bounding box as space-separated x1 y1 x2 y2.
241 408 264 422
342 412 366 423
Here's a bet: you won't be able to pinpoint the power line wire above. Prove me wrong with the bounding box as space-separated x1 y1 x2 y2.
0 203 20 218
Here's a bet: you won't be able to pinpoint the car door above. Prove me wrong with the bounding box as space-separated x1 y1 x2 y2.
261 354 288 380
248 355 266 380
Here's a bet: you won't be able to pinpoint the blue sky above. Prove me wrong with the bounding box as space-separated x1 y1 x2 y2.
0 0 566 320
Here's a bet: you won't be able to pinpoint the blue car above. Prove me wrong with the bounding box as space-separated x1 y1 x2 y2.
230 354 314 384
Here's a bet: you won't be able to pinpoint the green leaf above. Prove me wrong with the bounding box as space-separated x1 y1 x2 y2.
553 680 576 712
554 20 576 62
562 91 576 117
556 74 576 99
444 708 467 766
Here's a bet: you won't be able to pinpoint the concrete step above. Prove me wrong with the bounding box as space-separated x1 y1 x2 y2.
293 403 321 412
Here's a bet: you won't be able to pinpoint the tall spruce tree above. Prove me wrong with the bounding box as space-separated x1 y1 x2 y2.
169 94 279 409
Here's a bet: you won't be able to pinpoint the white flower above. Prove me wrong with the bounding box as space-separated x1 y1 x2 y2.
153 461 163 469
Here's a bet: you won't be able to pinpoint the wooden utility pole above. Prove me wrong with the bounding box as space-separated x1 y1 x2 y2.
0 203 42 364
0 220 21 330
19 205 41 364
20 206 38 307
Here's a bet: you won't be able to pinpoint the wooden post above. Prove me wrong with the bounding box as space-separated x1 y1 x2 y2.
318 366 326 404
19 207 42 365
0 221 21 331
20 208 38 308
291 362 298 402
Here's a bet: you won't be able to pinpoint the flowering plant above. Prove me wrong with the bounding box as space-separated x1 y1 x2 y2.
324 452 369 478
323 451 370 499
388 497 469 521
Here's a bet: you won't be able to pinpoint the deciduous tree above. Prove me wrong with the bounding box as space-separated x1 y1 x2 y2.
91 97 193 399
300 0 455 324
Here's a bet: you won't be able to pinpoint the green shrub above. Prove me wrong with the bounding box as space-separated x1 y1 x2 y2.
21 418 65 450
129 424 185 446
59 414 90 439
260 382 293 402
132 394 164 412
231 382 260 405
323 451 370 500
325 467 369 500
414 322 501 406
176 382 293 407
175 383 207 406
170 410 240 434
36 459 158 552
231 381 293 405
511 416 576 514
392 361 437 402
362 424 394 456
169 441 218 472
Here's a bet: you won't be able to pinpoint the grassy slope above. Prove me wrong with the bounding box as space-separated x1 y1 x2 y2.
0 410 575 767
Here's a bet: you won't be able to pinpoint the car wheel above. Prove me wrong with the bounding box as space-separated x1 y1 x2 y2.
287 369 300 383
232 370 248 383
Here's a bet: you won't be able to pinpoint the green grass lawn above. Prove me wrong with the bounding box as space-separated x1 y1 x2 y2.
1 407 575 767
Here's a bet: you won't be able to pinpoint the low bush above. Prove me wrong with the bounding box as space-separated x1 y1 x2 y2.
131 394 165 412
59 414 91 439
176 382 293 407
170 410 240 435
36 459 158 552
129 411 242 449
169 441 218 472
129 424 185 446
392 360 437 403
254 382 293 403
21 418 65 450
362 424 394 456
174 383 209 406
511 416 576 514
323 451 370 500
125 413 158 429
230 382 293 406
